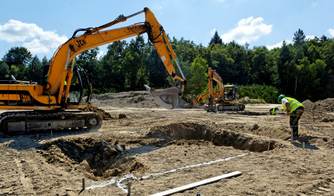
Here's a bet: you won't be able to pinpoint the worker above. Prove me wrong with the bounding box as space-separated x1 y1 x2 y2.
277 94 304 141
269 107 279 115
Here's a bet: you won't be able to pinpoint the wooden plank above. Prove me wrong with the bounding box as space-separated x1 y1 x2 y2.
150 171 242 196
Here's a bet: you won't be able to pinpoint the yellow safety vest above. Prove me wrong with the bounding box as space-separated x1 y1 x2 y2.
285 97 304 112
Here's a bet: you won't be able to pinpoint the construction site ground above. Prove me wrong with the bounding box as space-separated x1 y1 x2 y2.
0 91 334 195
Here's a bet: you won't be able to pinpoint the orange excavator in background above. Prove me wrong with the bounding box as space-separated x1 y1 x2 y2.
0 7 186 134
193 67 245 112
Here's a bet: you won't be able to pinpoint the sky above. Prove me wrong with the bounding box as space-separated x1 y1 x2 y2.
0 0 333 58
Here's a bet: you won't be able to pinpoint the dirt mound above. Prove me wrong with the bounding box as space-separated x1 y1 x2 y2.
82 105 113 120
38 138 145 179
147 122 282 152
90 91 159 108
303 98 334 112
223 123 291 140
302 98 334 122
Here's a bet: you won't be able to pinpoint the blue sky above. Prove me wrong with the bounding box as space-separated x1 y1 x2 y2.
0 0 333 58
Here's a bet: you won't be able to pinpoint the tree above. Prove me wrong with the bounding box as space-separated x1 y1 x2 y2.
250 47 277 85
27 56 43 83
187 56 208 95
277 41 294 94
0 61 10 79
3 47 32 67
122 36 149 90
146 48 169 88
293 29 306 46
100 41 127 91
76 48 101 89
209 31 223 46
225 42 250 84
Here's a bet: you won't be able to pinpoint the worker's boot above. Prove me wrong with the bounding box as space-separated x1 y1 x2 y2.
291 128 299 141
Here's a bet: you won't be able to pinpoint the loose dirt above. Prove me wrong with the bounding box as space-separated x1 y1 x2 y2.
147 122 280 152
38 138 146 179
0 91 333 195
90 91 159 108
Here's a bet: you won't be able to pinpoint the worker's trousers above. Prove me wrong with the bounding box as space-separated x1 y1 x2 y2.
289 107 304 138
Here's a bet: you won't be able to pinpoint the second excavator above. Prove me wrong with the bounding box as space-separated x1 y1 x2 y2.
0 7 186 134
193 67 245 112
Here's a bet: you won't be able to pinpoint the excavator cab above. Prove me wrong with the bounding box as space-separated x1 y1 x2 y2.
224 85 238 101
67 66 92 105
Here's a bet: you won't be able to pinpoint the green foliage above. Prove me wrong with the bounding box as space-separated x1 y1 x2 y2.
3 47 32 67
209 31 223 46
0 61 10 79
187 56 208 95
26 56 43 83
238 85 279 103
76 48 101 89
293 29 306 46
2 28 334 102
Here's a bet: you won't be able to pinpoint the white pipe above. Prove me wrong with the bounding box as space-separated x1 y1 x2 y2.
85 153 248 192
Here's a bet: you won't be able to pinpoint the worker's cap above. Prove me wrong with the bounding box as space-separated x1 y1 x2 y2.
277 94 285 102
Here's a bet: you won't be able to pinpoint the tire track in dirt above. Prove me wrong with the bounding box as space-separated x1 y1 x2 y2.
14 157 35 195
0 144 82 195
0 147 25 194
301 178 334 195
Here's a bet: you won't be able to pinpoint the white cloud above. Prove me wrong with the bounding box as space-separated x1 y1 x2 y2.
267 34 317 50
221 16 272 44
0 19 67 54
329 28 334 37
305 35 315 40
266 40 291 50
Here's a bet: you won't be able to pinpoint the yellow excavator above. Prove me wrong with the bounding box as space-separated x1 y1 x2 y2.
193 67 245 112
0 7 186 134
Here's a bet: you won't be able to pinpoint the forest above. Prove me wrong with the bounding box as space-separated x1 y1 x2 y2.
0 29 333 103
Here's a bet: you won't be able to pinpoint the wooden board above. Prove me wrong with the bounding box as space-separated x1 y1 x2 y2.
150 171 242 196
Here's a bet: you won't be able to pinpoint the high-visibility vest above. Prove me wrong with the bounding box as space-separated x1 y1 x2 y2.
286 97 304 112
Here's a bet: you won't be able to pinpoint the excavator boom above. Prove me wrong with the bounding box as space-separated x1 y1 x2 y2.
194 67 245 112
0 7 186 134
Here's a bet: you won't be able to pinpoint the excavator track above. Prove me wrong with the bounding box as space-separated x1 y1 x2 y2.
207 103 245 112
217 103 245 112
0 110 102 135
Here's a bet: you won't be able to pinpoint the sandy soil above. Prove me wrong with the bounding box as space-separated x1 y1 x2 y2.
0 93 334 195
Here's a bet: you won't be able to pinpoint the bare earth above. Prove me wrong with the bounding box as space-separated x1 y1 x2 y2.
0 91 334 195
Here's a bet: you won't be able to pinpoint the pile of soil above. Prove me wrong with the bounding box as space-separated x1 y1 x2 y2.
38 138 145 179
303 98 334 122
81 105 113 120
223 123 291 140
147 122 282 152
90 91 160 108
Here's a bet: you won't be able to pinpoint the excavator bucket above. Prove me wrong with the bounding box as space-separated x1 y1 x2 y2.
144 85 188 109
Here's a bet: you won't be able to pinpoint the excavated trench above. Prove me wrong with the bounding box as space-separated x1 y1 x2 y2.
38 138 146 179
147 122 282 152
38 122 283 179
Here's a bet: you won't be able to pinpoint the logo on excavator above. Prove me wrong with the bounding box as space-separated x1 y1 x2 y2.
76 39 86 48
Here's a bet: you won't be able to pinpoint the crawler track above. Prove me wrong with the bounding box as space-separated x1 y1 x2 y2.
0 110 102 134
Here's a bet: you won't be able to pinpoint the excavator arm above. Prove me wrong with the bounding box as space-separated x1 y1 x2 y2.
208 67 225 100
193 67 245 112
47 7 185 105
0 8 187 134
